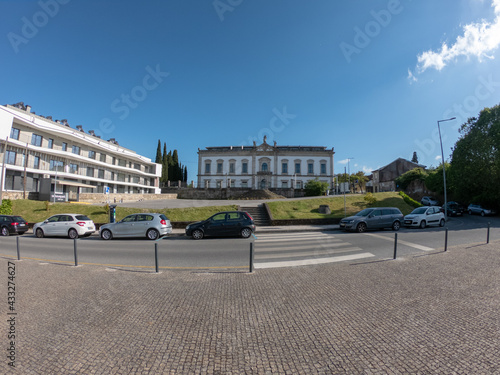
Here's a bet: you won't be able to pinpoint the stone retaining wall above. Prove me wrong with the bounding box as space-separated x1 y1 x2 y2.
78 193 177 203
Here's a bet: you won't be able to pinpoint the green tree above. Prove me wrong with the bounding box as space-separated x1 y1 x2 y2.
304 179 329 196
395 167 428 190
161 143 168 184
425 164 450 195
155 140 162 164
450 104 500 208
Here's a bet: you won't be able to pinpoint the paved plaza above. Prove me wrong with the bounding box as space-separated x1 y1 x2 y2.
2 241 500 374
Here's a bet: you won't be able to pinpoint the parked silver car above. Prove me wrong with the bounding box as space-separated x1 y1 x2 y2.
100 213 172 240
33 214 96 239
421 196 439 206
339 207 404 233
467 204 496 216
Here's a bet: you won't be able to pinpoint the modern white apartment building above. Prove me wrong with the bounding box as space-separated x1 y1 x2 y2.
0 103 161 201
197 137 335 190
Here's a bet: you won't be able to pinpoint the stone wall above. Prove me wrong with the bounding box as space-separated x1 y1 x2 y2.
78 193 177 203
1 191 39 200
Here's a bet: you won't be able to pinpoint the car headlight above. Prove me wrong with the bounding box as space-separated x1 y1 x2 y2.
186 225 191 230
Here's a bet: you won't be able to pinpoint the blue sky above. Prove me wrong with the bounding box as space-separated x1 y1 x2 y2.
2 0 500 182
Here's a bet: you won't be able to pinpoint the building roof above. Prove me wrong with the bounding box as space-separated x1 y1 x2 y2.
371 157 426 173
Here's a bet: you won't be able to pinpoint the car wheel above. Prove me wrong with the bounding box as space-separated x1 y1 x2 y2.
101 229 113 240
35 228 44 238
356 222 367 233
147 229 159 240
68 228 79 239
241 228 252 238
1 226 9 236
192 229 204 240
392 221 401 231
481 211 485 217
439 219 445 227
419 220 426 229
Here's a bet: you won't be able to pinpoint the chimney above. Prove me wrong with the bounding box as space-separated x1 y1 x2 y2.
62 119 69 126
26 105 31 113
76 125 84 132
88 130 95 136
46 115 52 121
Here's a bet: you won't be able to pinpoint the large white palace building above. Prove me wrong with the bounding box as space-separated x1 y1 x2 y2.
197 137 335 190
0 103 161 200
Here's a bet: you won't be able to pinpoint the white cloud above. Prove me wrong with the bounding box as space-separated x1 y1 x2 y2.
410 0 500 77
435 155 442 161
337 159 349 165
362 166 374 174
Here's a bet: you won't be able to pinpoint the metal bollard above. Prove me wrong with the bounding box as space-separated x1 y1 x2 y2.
444 227 448 252
155 242 159 273
249 242 254 273
487 222 490 244
73 238 78 266
16 237 20 261
393 233 398 260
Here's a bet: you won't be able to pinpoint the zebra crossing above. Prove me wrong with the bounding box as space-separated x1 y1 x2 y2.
253 232 375 269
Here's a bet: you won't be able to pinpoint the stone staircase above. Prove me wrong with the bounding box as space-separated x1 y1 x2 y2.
240 205 271 226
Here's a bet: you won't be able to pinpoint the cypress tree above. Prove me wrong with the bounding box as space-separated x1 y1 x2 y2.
162 143 168 184
155 140 162 164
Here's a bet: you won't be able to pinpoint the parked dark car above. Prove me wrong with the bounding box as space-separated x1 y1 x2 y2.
339 207 404 233
0 215 28 236
440 201 465 216
185 211 256 239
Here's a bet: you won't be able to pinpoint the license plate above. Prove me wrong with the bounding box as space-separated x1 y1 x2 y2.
404 220 411 224
19 223 25 226
88 227 93 230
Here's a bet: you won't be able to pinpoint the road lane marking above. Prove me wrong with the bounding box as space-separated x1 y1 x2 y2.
363 233 434 251
255 252 375 269
255 247 363 259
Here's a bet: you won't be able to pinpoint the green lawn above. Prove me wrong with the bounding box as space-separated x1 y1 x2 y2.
266 192 415 220
11 200 237 224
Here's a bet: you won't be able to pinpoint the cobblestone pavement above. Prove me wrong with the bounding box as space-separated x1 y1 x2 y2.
2 241 500 374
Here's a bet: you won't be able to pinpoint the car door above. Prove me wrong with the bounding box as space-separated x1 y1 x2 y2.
60 215 74 235
135 214 153 237
365 209 383 229
426 207 439 226
44 215 63 235
115 215 137 237
225 212 243 236
204 213 227 237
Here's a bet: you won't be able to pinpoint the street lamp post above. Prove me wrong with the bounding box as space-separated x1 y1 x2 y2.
437 117 456 221
347 157 354 193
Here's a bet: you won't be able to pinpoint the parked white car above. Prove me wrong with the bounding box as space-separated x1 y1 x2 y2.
404 206 445 229
421 196 440 206
33 214 96 239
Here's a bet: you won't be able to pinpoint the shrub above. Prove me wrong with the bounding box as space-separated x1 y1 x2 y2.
398 191 422 208
304 179 329 197
44 200 50 211
0 199 13 215
364 193 377 205
104 203 110 215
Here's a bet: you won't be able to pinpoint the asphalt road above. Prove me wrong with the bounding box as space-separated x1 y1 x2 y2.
1 214 498 269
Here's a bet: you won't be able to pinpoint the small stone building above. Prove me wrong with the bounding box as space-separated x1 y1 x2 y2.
371 158 426 192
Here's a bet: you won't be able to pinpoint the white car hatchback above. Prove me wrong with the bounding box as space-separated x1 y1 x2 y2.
33 214 96 239
404 206 445 229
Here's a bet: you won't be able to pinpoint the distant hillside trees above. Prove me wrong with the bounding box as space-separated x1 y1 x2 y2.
155 140 187 186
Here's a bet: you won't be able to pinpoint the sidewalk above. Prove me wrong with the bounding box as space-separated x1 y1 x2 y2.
5 241 500 373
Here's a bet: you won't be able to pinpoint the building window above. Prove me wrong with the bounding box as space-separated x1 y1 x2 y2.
86 167 94 177
282 181 288 188
321 163 327 174
282 163 288 174
10 128 20 140
98 169 105 179
31 134 43 147
69 163 78 173
241 181 248 188
112 157 116 165
111 172 115 181
261 163 268 172
118 159 126 167
100 153 106 162
33 156 40 169
49 160 64 171
72 145 80 155
217 162 223 174
229 162 235 174
134 163 141 170
88 150 96 159
216 181 222 188
308 163 314 174
47 139 54 149
296 181 302 189
295 163 301 174
205 162 211 174
6 151 16 165
241 162 248 174
62 142 67 151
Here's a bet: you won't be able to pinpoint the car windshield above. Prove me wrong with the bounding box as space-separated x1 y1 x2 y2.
75 215 91 221
354 209 373 217
411 207 427 215
12 216 25 222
